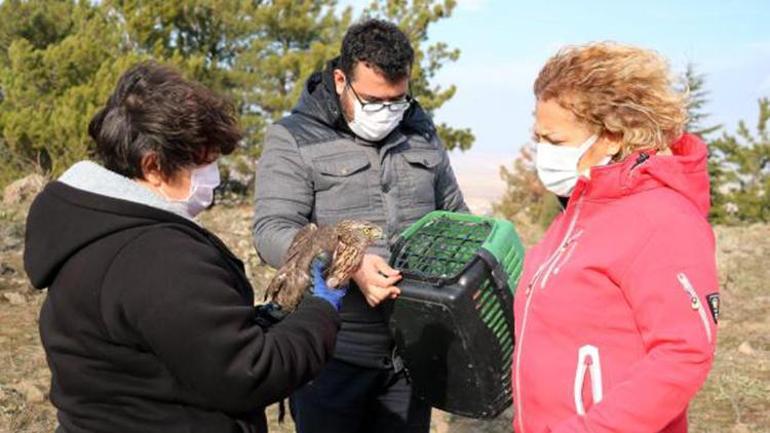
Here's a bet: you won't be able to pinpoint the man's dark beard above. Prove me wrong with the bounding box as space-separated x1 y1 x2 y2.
338 88 354 123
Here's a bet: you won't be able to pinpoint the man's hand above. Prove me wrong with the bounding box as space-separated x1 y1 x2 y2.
352 254 402 307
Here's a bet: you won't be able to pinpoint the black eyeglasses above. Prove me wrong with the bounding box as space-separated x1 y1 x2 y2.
346 82 412 113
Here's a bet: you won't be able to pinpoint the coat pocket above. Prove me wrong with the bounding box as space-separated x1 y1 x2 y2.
676 272 714 344
399 150 441 206
573 344 603 416
312 152 371 213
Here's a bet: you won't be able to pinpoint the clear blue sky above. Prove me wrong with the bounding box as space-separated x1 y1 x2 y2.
422 0 770 156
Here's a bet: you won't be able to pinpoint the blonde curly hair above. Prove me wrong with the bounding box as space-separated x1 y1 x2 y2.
534 42 688 158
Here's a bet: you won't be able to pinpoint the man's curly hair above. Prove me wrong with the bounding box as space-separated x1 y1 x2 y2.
535 42 688 158
339 19 414 83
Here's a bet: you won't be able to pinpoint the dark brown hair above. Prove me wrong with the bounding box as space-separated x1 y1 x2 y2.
339 19 414 82
88 61 241 179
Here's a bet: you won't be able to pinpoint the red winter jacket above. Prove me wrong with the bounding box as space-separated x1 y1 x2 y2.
512 134 719 433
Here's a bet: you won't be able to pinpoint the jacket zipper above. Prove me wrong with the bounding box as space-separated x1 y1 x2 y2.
549 229 584 277
537 231 577 290
573 345 603 416
515 190 585 433
525 203 584 296
677 273 713 344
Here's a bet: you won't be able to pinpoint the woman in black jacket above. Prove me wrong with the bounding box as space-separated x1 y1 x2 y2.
23 62 343 433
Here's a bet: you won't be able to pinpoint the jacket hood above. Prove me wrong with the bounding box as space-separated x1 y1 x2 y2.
24 162 199 289
580 133 711 217
292 57 437 140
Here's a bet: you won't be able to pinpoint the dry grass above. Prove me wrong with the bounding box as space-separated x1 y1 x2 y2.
688 225 770 433
1 204 768 432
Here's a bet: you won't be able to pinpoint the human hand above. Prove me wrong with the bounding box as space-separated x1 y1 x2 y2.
309 253 347 311
352 254 402 307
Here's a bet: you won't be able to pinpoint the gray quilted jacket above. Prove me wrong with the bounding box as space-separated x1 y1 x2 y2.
253 59 467 368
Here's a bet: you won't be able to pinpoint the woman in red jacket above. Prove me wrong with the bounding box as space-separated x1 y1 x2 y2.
512 42 719 433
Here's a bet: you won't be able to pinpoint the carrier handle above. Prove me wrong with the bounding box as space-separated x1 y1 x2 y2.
477 249 516 334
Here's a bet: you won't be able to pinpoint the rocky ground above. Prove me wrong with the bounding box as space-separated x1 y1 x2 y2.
0 190 768 432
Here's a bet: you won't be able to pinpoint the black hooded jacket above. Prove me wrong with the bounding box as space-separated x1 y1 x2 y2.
24 180 340 433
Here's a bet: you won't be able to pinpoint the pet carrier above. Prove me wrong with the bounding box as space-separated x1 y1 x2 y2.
387 211 524 418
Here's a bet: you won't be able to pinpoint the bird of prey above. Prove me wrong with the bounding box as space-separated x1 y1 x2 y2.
264 220 384 311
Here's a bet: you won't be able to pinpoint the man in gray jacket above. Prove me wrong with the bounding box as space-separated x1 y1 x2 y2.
253 19 467 433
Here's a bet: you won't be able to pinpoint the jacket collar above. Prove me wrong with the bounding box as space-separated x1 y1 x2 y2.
58 161 195 222
570 133 711 217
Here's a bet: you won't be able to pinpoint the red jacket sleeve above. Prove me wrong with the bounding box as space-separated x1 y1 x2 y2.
550 221 718 433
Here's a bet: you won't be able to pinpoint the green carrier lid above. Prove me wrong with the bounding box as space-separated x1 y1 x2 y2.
391 211 524 293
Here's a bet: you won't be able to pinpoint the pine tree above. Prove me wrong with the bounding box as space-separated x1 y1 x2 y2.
683 63 722 138
365 0 474 151
709 98 770 224
680 63 727 223
492 142 560 230
232 0 352 157
0 1 133 186
0 0 473 189
0 0 78 67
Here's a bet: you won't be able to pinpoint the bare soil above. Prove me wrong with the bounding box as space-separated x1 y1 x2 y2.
1 203 767 432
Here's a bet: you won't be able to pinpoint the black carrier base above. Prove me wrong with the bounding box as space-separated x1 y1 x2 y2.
388 255 514 419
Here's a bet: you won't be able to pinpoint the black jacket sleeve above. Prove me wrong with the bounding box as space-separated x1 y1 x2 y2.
101 227 340 413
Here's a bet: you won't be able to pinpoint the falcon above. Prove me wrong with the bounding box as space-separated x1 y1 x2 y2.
264 220 384 311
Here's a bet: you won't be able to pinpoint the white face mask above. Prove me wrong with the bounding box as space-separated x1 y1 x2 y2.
162 161 220 218
535 134 610 197
346 88 407 142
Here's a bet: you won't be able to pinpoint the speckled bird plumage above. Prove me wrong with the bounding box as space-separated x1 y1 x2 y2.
264 220 383 311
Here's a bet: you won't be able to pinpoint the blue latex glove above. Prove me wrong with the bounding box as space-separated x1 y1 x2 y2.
310 255 347 311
